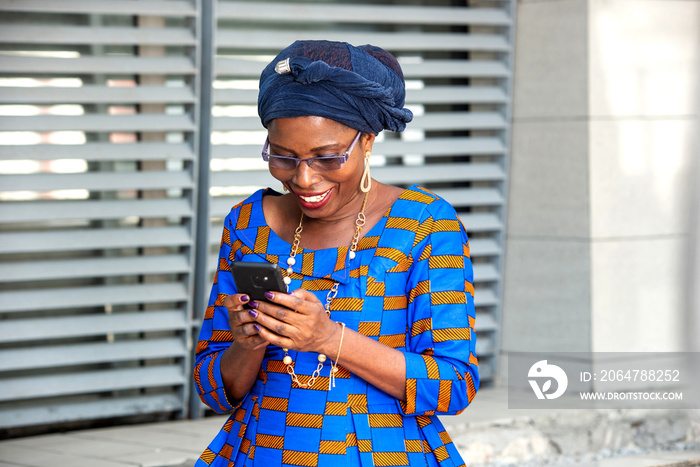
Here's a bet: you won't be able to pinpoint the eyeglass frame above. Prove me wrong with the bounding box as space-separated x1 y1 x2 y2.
262 130 362 171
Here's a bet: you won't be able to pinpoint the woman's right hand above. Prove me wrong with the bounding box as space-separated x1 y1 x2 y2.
220 293 270 401
225 294 270 351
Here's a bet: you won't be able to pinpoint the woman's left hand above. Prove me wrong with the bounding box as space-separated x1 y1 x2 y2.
248 289 340 355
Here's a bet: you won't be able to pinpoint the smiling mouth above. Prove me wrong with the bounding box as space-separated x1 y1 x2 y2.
298 190 331 204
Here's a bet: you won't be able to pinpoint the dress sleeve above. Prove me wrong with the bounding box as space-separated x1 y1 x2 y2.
398 200 480 416
193 213 238 414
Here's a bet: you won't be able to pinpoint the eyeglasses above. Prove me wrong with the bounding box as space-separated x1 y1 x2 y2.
262 131 362 172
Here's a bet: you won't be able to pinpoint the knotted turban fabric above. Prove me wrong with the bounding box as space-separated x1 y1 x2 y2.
258 40 413 134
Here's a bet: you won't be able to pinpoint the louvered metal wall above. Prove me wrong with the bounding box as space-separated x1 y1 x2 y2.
200 0 515 415
0 0 514 428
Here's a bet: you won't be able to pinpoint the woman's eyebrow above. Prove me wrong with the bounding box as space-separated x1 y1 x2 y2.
269 141 342 154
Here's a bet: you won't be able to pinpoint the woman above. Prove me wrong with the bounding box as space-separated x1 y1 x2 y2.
194 40 479 467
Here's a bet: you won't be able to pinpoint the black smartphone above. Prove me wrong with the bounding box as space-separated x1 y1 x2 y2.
230 261 287 302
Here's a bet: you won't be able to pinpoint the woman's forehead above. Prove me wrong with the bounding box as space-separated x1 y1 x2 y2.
268 116 355 138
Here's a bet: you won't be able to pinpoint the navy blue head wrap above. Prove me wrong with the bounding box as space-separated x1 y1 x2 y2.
258 40 413 134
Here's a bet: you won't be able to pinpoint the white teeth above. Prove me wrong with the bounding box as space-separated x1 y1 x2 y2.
300 190 330 204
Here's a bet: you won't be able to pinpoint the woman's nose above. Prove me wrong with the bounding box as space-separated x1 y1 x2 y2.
291 159 320 188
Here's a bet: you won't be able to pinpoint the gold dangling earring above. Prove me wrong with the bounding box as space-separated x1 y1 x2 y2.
360 151 371 193
282 184 289 193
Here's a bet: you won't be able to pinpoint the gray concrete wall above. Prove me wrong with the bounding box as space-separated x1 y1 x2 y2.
500 0 699 376
502 0 592 355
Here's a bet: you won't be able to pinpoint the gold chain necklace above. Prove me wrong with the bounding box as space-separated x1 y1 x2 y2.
282 190 369 389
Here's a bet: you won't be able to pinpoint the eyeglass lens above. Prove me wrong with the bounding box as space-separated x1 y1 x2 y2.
268 156 344 171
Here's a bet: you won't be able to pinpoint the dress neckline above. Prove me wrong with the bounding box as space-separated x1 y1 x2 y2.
261 186 409 254
233 184 426 283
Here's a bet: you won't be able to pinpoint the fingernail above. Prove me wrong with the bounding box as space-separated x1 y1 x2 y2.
240 294 250 302
248 309 258 318
253 324 261 332
249 301 259 309
264 291 274 300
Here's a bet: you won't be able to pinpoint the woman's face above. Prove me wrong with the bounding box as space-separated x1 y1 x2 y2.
266 116 375 222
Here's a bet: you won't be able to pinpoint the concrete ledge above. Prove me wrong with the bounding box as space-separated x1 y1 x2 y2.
442 388 700 466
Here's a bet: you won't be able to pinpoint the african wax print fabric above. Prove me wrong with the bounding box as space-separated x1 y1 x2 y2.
194 185 479 467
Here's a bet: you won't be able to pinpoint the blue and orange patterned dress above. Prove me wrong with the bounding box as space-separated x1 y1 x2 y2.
194 185 479 467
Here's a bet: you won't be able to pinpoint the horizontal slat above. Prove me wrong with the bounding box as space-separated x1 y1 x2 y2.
459 213 503 233
0 198 192 223
0 25 196 46
214 58 269 78
211 112 506 132
210 116 274 132
0 310 188 343
0 171 193 192
407 86 508 104
474 313 498 332
212 112 507 131
432 188 505 207
472 263 500 282
0 282 189 313
0 394 182 429
373 163 506 184
401 60 510 79
216 31 510 52
0 226 192 254
0 0 197 15
208 163 504 188
218 3 511 26
0 56 195 74
211 87 507 106
210 196 245 219
209 169 276 188
211 137 506 159
0 85 196 104
411 112 507 131
214 58 510 79
474 287 498 307
1 115 195 132
469 238 501 257
0 365 185 402
0 254 190 282
0 338 187 372
213 88 260 105
0 142 194 161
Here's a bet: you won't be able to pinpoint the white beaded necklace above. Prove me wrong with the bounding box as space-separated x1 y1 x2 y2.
281 190 369 389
